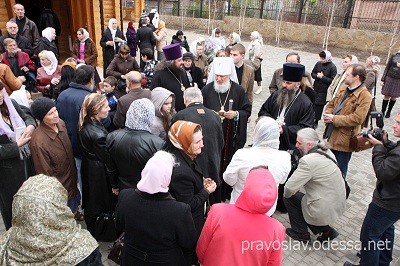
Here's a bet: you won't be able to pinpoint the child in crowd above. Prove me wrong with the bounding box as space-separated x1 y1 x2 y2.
102 76 119 131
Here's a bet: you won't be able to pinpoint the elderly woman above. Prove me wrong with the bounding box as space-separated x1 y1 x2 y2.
166 120 217 264
182 52 204 89
107 98 164 190
223 116 291 215
0 174 102 265
36 27 59 60
0 85 35 230
248 31 263 94
78 94 114 237
153 20 167 60
115 151 197 265
150 87 175 139
100 18 126 77
228 32 241 46
36 50 61 98
106 44 140 79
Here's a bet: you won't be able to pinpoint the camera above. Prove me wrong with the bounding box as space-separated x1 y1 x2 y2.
362 111 385 140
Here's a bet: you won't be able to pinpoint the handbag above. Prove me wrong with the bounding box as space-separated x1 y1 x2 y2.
94 212 117 242
108 232 125 265
349 134 373 152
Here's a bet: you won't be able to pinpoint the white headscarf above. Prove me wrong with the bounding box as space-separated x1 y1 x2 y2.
189 38 205 56
79 28 90 43
322 50 333 63
42 27 55 42
40 50 58 76
351 55 358 64
137 151 175 194
206 57 239 84
0 88 25 140
10 87 29 108
108 18 117 38
250 31 263 46
252 116 280 149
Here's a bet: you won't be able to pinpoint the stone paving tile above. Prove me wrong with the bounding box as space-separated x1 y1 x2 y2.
1 22 400 265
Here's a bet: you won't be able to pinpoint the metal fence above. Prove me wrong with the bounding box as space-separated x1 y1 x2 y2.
146 0 400 33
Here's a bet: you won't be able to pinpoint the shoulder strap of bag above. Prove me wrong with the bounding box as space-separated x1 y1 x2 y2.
311 149 339 168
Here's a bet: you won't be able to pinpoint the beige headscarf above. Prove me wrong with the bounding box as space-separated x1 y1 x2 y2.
0 174 98 265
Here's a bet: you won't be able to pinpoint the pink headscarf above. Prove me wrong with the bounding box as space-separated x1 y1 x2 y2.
0 87 25 140
137 151 175 194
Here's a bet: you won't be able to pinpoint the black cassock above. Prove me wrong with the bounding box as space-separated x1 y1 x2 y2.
202 81 252 180
258 90 314 152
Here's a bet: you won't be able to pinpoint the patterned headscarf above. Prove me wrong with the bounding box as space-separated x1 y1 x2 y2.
137 151 175 194
0 174 98 265
125 98 155 132
252 116 280 149
0 87 26 140
322 50 333 63
168 120 201 160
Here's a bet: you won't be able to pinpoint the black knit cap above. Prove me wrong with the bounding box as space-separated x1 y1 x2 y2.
31 97 56 121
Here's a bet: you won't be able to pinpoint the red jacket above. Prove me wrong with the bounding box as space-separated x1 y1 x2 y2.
196 168 286 266
1 51 36 72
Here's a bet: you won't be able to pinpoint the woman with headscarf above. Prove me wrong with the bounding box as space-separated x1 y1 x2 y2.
153 20 167 60
311 50 337 129
0 174 102 265
209 28 226 52
100 18 126 77
223 116 291 215
150 87 175 140
10 87 35 122
106 98 164 190
248 31 263 95
35 50 61 98
365 55 381 95
35 27 59 60
78 93 115 237
72 28 101 87
166 120 217 264
0 84 36 230
126 21 138 58
115 151 197 266
182 52 204 89
228 32 241 46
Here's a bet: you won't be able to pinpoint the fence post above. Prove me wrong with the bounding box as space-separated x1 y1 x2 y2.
177 0 180 16
297 0 304 23
200 0 203 18
228 0 231 16
343 0 353 28
260 0 265 19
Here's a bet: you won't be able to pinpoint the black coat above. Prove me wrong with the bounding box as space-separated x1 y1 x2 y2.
258 90 314 151
115 189 197 266
0 100 36 230
171 35 189 52
35 36 59 60
136 26 156 51
186 66 204 89
168 149 209 238
106 128 164 189
100 28 126 76
311 61 337 105
78 119 114 235
151 67 190 112
171 102 224 184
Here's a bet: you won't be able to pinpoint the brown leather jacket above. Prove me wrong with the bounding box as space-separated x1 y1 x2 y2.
72 38 98 66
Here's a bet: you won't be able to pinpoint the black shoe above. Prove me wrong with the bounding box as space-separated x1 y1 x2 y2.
385 112 391 118
286 228 310 242
317 227 339 242
343 261 359 266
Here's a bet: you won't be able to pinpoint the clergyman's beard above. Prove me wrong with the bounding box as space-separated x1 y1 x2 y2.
214 79 231 94
277 88 297 107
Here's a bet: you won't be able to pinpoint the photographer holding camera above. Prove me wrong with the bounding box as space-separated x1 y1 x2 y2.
344 113 400 266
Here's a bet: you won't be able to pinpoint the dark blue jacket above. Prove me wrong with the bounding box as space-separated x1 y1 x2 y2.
56 82 93 159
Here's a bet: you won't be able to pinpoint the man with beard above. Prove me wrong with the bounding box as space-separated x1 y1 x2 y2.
151 43 190 111
258 63 314 212
202 57 252 202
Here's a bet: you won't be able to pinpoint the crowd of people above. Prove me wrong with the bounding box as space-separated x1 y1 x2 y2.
0 3 400 266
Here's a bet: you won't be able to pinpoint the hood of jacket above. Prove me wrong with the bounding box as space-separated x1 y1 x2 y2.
235 167 277 214
151 87 175 118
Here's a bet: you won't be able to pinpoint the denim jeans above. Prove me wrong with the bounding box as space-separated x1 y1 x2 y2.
331 149 352 178
359 202 400 266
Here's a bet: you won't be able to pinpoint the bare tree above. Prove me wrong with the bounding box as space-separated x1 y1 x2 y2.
275 0 285 46
322 0 336 50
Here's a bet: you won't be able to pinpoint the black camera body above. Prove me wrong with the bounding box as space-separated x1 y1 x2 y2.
362 111 385 140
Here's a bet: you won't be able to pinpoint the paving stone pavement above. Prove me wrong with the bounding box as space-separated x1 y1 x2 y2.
1 24 400 266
